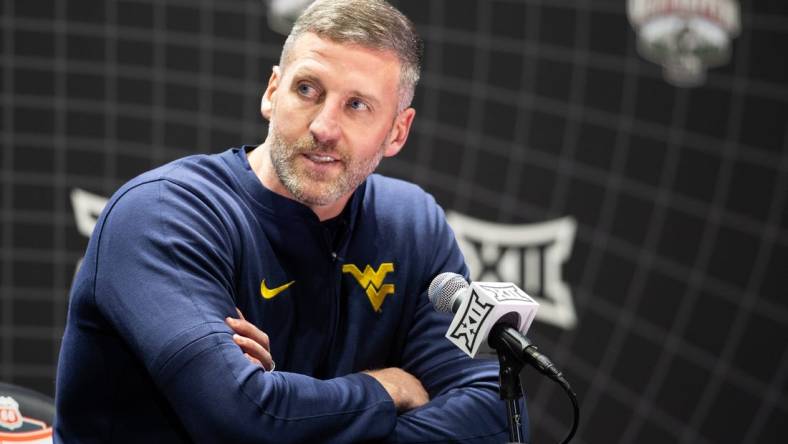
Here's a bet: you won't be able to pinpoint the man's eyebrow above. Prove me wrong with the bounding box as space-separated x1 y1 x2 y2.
290 70 323 85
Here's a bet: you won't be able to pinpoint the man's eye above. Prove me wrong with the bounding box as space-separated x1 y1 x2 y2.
297 83 316 97
348 99 369 111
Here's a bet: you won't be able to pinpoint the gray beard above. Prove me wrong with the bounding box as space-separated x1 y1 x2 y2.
268 125 385 207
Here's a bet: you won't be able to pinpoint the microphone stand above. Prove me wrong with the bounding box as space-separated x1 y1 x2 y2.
489 323 529 443
488 323 580 444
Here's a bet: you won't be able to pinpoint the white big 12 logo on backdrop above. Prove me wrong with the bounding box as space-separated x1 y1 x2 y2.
447 213 577 330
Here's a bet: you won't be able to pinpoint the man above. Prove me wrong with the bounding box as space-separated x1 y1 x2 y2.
55 0 527 442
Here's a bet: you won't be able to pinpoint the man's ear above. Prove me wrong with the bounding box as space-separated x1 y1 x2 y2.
260 66 282 121
383 107 416 157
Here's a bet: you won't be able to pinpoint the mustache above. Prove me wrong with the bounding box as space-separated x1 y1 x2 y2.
291 136 341 157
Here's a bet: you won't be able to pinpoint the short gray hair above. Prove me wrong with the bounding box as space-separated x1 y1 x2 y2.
279 0 423 111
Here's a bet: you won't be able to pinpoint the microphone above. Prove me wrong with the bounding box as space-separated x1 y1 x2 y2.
428 272 538 359
428 272 564 381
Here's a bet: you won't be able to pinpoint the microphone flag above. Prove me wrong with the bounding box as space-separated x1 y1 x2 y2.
445 282 539 359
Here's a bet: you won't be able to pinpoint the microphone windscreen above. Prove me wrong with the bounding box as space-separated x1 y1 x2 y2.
428 272 468 313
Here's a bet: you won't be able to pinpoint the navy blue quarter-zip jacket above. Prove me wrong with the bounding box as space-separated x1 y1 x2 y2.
54 146 526 443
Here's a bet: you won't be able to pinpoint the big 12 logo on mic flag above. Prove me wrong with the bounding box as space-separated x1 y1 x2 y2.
446 282 539 359
447 213 577 330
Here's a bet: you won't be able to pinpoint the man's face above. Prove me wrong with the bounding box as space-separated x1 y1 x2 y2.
261 33 415 207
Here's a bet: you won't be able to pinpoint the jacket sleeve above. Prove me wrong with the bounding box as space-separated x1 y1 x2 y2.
93 180 396 443
385 199 529 443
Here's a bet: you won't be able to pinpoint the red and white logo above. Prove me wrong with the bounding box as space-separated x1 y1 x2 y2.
0 395 52 442
0 396 23 431
628 0 740 87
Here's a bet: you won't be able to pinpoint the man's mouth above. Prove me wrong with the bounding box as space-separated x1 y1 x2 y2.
304 153 339 164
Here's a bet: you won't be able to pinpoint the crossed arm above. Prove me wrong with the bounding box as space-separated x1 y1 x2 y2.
227 304 519 443
228 311 430 413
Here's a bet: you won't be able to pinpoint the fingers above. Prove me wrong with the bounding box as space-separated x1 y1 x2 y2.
244 353 263 367
242 352 275 371
226 316 270 350
233 333 275 371
226 315 274 371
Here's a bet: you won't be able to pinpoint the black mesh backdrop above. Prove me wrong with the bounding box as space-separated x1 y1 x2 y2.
1 1 786 443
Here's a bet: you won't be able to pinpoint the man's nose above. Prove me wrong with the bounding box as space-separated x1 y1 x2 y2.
309 102 341 146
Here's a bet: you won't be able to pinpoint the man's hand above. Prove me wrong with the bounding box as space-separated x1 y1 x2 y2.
226 309 275 371
364 368 429 412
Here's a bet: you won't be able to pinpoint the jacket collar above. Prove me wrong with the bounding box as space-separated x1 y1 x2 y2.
223 145 364 240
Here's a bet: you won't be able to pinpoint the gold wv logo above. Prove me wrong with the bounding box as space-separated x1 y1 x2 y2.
342 263 395 312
